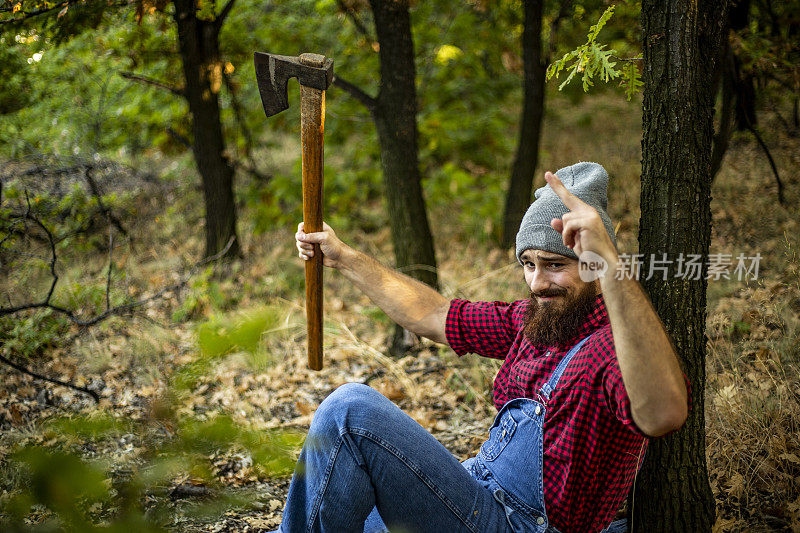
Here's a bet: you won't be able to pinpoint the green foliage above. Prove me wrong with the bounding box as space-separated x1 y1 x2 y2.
0 6 186 160
172 415 301 476
44 412 134 441
0 42 34 114
58 277 125 313
425 161 506 242
2 173 136 256
170 267 227 322
547 6 617 90
0 303 301 530
0 0 534 237
0 0 115 44
546 5 643 101
620 61 643 101
174 303 293 389
0 308 71 359
733 1 800 89
2 446 111 530
195 305 284 358
0 410 302 531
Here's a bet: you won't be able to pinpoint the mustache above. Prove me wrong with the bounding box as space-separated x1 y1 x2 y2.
530 287 568 299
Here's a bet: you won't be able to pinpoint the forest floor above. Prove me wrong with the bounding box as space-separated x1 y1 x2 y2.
2 92 800 532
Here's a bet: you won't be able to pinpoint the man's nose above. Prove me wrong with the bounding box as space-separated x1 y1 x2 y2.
530 270 552 294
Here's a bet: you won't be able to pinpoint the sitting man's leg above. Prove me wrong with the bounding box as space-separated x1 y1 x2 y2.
277 382 509 533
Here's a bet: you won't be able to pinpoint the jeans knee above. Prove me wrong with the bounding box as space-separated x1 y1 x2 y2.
311 383 379 433
320 383 377 414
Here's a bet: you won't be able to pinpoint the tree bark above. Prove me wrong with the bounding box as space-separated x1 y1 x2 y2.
368 0 438 355
173 0 240 259
500 0 546 249
634 1 729 531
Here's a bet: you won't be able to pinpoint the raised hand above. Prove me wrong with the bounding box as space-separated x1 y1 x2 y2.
545 171 618 264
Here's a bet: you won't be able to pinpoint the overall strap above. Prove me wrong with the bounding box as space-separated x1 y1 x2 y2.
540 332 595 401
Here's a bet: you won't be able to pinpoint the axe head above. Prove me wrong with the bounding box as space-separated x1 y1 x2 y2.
254 52 334 117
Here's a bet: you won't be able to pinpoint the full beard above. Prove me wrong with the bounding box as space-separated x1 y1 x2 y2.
522 282 599 348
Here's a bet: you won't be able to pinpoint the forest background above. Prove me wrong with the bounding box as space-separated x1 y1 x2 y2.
1 0 799 531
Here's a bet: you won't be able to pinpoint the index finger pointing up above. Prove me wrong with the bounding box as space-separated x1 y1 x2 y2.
545 171 585 211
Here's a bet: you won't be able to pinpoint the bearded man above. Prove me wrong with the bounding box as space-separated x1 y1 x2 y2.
275 162 689 533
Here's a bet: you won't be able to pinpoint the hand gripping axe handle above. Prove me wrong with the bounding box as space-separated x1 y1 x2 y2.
254 51 334 371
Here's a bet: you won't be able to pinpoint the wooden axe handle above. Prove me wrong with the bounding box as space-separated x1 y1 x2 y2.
300 54 325 371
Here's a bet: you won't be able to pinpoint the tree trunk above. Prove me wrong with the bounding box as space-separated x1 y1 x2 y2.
368 0 438 355
501 0 546 249
710 34 735 180
173 0 240 259
634 1 729 531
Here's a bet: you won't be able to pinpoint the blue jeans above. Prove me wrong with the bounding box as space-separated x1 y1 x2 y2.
277 382 522 533
275 383 628 533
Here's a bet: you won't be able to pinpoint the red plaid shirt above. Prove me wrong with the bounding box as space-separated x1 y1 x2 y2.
446 294 649 533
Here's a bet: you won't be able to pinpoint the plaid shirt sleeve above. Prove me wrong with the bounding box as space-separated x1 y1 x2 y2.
445 298 528 359
594 326 693 437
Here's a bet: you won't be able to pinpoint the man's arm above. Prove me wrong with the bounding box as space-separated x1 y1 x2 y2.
296 222 450 344
545 172 688 437
598 265 689 437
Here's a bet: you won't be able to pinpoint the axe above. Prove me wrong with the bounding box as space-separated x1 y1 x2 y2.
254 52 334 371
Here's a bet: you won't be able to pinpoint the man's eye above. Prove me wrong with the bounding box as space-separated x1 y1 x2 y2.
549 263 563 268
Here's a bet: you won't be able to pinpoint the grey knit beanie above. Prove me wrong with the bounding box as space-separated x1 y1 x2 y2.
515 161 617 263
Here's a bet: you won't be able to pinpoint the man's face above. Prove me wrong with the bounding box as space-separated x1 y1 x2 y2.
519 249 599 347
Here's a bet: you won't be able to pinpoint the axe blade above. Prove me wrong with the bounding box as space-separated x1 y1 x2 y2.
254 52 334 118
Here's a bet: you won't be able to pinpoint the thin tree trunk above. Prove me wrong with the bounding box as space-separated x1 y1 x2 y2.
173 0 240 259
501 0 546 249
711 37 735 181
634 1 729 531
368 0 438 355
732 54 757 132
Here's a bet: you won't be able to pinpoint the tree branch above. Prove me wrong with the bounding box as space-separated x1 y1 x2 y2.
106 227 113 311
0 0 130 25
215 0 237 29
0 231 236 325
166 126 192 149
230 158 272 182
0 1 69 23
610 55 643 62
732 73 787 205
120 71 185 97
222 71 259 172
746 124 785 205
336 0 375 43
0 197 236 401
711 69 735 180
0 352 100 403
332 75 377 112
1 193 235 325
84 166 129 237
547 0 573 63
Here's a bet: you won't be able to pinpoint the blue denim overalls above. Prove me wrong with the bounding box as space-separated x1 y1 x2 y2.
461 334 594 533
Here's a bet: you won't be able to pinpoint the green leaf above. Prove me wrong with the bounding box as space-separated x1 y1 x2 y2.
546 4 633 96
620 61 644 101
587 5 616 42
